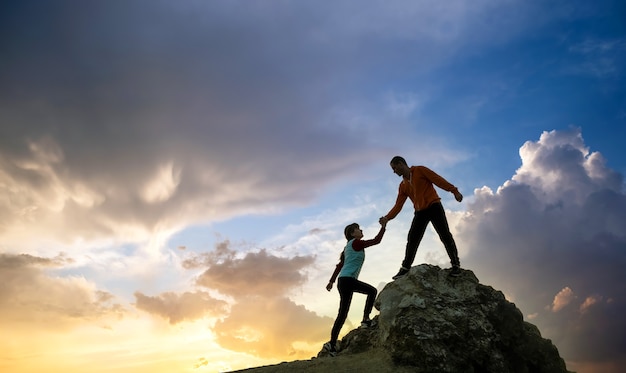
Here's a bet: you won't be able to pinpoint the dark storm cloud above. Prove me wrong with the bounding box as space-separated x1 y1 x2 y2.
457 129 626 367
0 0 389 243
0 0 371 162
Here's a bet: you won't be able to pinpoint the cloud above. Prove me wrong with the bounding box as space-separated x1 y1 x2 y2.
579 295 603 314
0 252 73 268
0 252 124 330
133 290 228 324
512 129 622 204
457 128 626 368
566 37 626 78
194 357 209 369
187 241 316 298
213 296 333 359
550 287 576 312
0 0 567 250
178 240 330 358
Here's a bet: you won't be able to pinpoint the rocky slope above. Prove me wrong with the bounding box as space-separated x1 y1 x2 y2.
231 265 571 373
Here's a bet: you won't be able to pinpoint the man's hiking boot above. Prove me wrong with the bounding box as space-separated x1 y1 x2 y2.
392 267 409 280
360 319 375 328
450 265 462 277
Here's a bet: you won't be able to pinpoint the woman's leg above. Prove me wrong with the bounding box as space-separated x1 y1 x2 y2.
348 278 377 321
330 277 354 345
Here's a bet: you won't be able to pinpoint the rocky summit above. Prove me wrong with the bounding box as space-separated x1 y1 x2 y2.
231 264 571 373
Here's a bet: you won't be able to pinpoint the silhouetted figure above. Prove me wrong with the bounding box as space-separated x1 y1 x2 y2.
324 220 386 355
379 156 463 279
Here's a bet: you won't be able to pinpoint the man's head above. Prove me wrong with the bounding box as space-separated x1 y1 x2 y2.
390 156 410 178
390 156 407 166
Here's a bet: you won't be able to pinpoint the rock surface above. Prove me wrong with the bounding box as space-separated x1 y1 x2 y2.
230 265 571 373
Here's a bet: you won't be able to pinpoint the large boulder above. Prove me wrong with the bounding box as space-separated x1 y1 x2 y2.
232 265 571 373
368 264 568 372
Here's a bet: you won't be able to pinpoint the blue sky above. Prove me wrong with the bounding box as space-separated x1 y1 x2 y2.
1 1 625 372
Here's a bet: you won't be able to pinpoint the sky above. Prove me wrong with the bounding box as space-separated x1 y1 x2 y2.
1 1 625 372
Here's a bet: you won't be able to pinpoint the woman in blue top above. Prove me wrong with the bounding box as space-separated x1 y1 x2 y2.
324 219 387 355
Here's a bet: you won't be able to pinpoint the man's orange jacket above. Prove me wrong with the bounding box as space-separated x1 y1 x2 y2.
385 166 458 219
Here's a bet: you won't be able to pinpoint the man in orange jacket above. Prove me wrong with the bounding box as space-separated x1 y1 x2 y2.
380 156 463 279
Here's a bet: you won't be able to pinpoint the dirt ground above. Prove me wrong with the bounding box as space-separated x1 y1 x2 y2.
227 349 417 373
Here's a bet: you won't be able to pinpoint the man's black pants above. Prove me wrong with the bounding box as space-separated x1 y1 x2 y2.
402 202 460 269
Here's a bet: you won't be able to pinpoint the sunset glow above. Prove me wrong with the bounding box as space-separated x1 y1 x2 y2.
1 1 625 372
